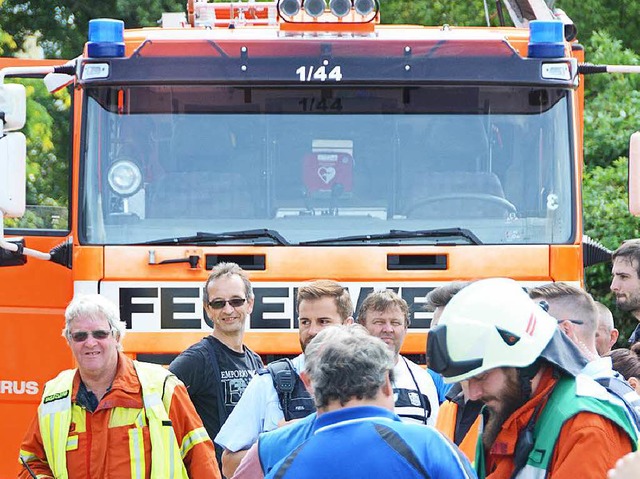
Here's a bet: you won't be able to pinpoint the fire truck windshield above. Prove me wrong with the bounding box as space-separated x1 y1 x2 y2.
80 84 574 245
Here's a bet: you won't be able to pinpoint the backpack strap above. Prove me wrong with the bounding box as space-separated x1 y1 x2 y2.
202 337 230 427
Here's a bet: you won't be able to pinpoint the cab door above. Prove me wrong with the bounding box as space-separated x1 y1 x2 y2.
0 57 74 478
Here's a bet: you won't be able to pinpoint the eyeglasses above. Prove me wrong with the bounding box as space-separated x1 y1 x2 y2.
556 318 584 325
68 329 114 342
208 298 246 309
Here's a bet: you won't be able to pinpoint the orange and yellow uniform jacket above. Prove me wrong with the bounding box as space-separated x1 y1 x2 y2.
18 353 220 479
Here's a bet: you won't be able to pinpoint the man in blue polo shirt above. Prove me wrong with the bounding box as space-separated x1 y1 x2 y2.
264 325 476 479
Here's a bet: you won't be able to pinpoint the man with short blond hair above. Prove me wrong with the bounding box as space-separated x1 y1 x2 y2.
217 279 354 478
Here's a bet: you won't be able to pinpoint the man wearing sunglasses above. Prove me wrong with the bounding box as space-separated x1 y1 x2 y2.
18 294 219 479
216 279 354 478
169 262 263 471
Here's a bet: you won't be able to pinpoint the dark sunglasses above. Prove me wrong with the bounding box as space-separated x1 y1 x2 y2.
557 318 584 325
208 298 246 310
69 329 114 342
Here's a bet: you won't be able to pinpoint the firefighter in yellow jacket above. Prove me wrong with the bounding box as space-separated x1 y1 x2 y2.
18 294 220 479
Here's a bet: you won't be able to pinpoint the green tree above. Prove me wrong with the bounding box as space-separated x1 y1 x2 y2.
382 1 489 27
578 30 640 342
0 0 184 58
555 0 640 53
582 32 640 168
583 158 639 342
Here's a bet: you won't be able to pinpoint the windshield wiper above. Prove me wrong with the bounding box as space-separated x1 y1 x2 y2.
298 228 482 246
139 229 290 246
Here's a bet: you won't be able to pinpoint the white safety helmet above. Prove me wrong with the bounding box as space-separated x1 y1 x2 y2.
427 277 558 383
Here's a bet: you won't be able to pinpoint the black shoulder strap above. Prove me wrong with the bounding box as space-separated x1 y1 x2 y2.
202 337 230 427
267 358 297 421
373 423 430 479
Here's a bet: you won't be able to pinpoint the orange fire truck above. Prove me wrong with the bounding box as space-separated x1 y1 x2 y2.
1 0 638 475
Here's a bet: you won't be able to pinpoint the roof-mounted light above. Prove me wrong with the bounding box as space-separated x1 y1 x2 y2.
87 18 125 58
330 0 351 18
353 0 375 16
304 0 326 18
277 0 379 29
528 20 565 59
280 0 301 16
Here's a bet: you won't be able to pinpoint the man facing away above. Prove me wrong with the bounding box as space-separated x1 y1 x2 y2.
611 239 640 344
265 324 476 479
169 262 263 468
356 289 444 424
216 279 353 478
427 278 637 479
595 301 619 356
19 294 219 479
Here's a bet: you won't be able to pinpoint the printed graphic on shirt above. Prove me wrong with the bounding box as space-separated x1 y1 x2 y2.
215 346 260 415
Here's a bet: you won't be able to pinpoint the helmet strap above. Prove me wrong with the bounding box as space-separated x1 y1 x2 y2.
517 358 542 401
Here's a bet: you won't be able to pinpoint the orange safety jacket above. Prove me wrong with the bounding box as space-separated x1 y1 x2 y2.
18 353 220 479
436 396 482 465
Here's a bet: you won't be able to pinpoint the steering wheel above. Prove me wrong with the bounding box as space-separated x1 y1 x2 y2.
405 193 517 217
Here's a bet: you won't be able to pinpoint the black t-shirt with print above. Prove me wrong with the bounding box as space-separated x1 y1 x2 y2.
169 336 263 463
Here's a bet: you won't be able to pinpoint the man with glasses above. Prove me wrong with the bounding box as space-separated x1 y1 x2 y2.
216 279 353 478
169 262 263 470
528 282 600 362
18 294 219 479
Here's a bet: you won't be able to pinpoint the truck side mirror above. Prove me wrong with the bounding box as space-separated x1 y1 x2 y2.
629 131 640 216
0 83 27 218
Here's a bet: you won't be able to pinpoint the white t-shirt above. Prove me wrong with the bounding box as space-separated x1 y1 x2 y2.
392 356 440 426
215 354 306 452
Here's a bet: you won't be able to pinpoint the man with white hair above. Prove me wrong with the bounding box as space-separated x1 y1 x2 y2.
19 294 218 479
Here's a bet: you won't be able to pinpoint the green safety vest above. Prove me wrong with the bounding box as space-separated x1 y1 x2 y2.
38 361 202 479
476 375 638 479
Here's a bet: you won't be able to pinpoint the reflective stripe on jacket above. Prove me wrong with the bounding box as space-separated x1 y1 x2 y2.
38 361 192 479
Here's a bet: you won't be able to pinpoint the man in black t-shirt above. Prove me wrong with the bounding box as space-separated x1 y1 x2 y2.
169 262 263 470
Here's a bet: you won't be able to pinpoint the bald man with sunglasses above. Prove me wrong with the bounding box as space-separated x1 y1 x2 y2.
169 262 264 471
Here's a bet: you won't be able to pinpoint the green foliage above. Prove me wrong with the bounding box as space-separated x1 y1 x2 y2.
555 0 640 53
583 158 640 342
582 32 640 168
381 1 489 27
0 0 184 58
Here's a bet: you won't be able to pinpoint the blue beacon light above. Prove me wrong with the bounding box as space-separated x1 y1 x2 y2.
528 20 565 58
87 19 125 58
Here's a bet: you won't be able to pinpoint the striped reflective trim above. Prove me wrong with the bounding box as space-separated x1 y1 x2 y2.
162 425 177 478
180 427 210 458
129 426 145 479
143 392 164 410
18 450 38 462
40 396 71 415
65 435 79 451
515 464 546 479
